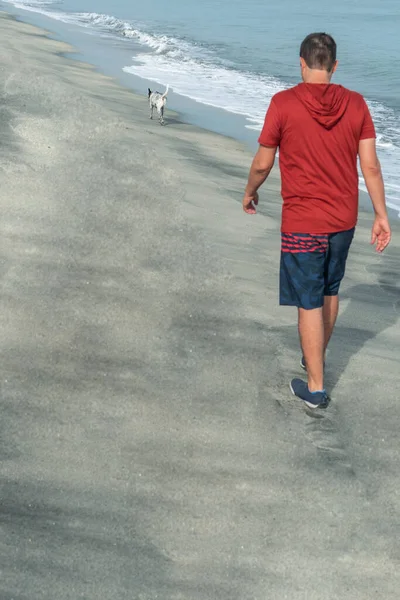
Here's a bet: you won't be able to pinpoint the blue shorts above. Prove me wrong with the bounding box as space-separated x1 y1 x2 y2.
279 229 355 310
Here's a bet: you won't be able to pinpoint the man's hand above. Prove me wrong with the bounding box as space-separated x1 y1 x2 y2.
242 191 259 214
371 215 391 253
242 146 276 215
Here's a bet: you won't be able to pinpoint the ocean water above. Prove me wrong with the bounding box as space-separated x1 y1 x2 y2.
2 0 400 215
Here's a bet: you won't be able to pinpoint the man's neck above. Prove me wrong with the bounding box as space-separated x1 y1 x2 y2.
303 69 332 84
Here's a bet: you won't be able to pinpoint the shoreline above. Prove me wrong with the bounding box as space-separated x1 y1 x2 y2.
1 2 261 148
1 10 400 599
1 3 398 219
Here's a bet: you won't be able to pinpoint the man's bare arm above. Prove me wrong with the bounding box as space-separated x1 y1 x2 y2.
243 145 277 214
359 138 386 217
358 138 391 252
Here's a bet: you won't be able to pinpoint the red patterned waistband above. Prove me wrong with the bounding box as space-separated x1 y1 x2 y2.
281 232 328 253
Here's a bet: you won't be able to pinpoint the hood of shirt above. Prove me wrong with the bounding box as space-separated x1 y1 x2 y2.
294 83 351 130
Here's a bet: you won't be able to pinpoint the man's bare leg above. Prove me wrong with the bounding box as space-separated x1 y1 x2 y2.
298 307 324 392
323 295 339 354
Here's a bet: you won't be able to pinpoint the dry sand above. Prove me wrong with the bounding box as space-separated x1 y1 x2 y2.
1 11 400 600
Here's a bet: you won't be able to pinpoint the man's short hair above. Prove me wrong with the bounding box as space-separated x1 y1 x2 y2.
300 33 337 72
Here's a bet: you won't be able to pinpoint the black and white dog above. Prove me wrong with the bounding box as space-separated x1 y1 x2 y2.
148 85 169 125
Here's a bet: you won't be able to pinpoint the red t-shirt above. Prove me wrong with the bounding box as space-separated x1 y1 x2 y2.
258 83 376 233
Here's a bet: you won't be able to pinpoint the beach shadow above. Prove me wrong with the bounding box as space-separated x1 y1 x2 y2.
327 275 400 392
0 477 172 599
302 267 399 470
0 103 18 165
164 117 187 126
260 264 400 471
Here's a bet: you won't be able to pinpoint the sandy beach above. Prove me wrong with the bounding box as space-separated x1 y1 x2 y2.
1 11 400 599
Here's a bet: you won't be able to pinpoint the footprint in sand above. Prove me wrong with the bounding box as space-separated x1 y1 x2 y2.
303 403 355 474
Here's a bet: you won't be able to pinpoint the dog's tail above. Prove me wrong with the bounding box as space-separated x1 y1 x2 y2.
148 88 152 98
162 84 169 99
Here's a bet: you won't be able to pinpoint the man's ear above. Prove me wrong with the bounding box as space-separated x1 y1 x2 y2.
331 60 339 74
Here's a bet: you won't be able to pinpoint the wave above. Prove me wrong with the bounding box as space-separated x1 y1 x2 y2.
124 54 284 127
7 0 58 5
73 12 182 55
43 11 219 64
2 0 71 19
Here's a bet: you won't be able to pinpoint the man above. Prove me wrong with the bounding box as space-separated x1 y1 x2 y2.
242 32 391 409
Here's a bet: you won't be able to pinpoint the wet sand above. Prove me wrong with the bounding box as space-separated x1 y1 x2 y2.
1 11 400 600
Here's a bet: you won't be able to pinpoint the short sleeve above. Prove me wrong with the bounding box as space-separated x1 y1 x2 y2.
258 98 281 147
360 98 376 140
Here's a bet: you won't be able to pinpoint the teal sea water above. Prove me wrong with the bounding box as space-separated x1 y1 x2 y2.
2 0 400 214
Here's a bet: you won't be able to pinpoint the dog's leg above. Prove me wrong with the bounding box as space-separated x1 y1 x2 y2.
159 105 164 125
148 88 153 119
